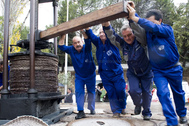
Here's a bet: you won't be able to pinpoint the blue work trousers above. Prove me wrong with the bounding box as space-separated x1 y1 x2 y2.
75 76 96 111
100 71 126 114
153 65 187 125
127 70 153 116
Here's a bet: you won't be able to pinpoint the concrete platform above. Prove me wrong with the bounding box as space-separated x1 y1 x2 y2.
50 95 189 126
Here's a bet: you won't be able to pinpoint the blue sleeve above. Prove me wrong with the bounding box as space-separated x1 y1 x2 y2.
138 18 173 37
129 13 140 23
85 29 99 47
103 25 124 46
84 39 92 53
58 45 72 54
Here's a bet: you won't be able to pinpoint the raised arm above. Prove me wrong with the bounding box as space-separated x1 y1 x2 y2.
81 29 88 39
58 35 66 45
129 20 147 46
85 28 99 47
58 34 71 54
102 21 122 49
101 22 110 27
81 29 92 53
127 4 139 23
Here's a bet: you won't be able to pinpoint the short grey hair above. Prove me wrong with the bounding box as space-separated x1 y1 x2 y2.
121 24 131 32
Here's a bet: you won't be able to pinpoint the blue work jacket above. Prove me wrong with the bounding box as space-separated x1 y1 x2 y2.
103 25 151 76
58 39 96 79
122 39 150 76
86 29 122 74
138 18 179 70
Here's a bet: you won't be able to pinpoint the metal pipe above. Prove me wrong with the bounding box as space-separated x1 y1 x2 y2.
1 0 10 99
35 0 39 42
64 0 69 95
53 0 58 55
28 0 37 97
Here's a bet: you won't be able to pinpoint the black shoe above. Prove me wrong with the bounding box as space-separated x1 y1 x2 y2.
134 106 141 115
143 115 151 120
75 111 86 119
90 110 96 115
112 113 120 118
121 109 127 115
179 116 188 124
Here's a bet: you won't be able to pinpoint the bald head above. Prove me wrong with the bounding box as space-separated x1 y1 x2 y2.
72 36 84 52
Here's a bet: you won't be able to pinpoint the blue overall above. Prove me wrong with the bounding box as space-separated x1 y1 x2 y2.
103 25 153 116
125 40 153 116
138 17 187 125
58 39 96 111
86 29 126 114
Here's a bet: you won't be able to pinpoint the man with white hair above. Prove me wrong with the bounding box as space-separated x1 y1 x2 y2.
58 31 96 119
102 21 153 120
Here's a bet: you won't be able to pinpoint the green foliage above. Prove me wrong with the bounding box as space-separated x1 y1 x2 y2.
133 0 155 18
58 71 74 87
20 26 29 40
45 24 53 29
0 0 29 55
172 2 189 67
91 44 97 65
130 0 175 25
10 22 22 53
153 0 175 25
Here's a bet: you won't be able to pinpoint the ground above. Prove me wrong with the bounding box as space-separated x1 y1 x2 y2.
50 95 189 126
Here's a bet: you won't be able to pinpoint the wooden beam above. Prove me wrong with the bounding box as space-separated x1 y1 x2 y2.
40 1 128 40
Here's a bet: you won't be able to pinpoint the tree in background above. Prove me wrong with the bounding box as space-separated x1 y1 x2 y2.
173 1 189 67
150 0 175 25
0 0 29 55
1 0 29 36
9 22 22 53
129 0 175 25
20 26 29 40
58 71 74 94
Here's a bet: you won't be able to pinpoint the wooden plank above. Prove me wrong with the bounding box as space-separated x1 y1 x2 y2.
40 1 128 40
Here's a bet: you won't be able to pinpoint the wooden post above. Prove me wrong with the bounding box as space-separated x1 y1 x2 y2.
40 1 128 40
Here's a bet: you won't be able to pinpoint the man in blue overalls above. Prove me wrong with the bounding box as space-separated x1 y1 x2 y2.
85 27 126 118
58 31 96 119
102 21 153 120
127 1 188 125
